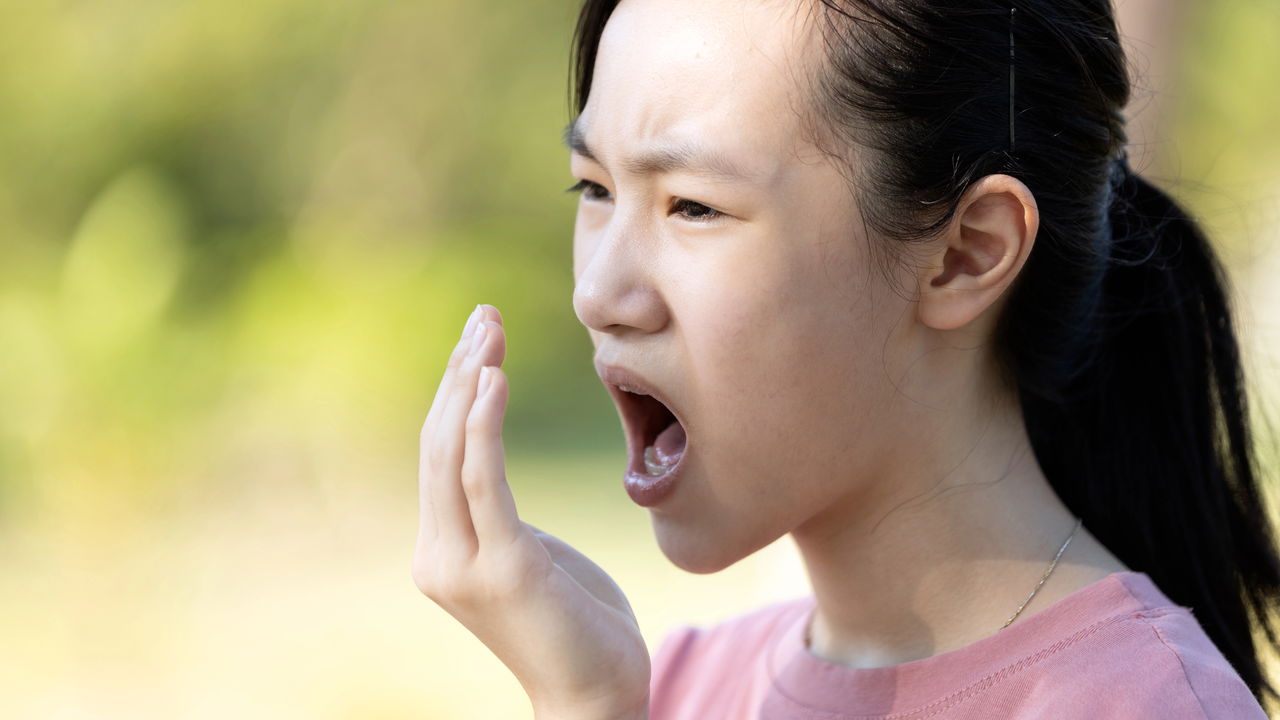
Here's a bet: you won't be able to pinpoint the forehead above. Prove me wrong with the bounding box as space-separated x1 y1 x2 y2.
576 0 822 181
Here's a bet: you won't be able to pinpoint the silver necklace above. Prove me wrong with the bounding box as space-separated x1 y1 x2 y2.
1000 516 1082 630
803 516 1084 647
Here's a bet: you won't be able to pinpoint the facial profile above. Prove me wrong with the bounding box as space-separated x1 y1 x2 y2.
570 0 985 574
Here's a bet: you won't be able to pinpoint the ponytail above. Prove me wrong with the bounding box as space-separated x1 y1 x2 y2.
1018 158 1280 704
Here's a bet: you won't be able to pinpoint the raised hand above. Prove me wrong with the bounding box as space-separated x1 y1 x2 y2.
412 304 651 720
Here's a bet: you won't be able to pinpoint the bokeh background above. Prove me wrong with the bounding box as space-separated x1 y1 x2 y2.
0 0 1277 717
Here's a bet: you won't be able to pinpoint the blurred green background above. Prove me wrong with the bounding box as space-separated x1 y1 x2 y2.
0 0 1277 717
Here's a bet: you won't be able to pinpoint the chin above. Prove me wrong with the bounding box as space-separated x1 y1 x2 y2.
650 513 778 575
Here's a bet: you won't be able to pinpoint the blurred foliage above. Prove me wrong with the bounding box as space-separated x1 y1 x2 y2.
0 0 1277 717
0 0 621 527
1171 0 1280 275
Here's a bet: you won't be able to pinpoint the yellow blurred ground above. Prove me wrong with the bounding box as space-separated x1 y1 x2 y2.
0 451 810 719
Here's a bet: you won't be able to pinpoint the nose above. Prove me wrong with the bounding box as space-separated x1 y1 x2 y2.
571 214 669 337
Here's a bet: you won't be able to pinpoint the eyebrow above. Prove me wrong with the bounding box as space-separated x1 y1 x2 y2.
562 117 760 183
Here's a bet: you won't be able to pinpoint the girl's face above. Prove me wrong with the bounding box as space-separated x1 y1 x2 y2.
571 0 921 573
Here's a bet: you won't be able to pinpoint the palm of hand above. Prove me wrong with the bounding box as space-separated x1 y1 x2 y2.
412 305 650 720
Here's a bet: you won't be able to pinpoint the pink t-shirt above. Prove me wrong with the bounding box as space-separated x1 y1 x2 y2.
648 571 1267 719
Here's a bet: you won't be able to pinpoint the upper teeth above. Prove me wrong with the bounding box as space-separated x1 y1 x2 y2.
619 385 648 396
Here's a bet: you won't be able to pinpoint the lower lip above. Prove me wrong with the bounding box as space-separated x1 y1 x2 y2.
623 444 687 508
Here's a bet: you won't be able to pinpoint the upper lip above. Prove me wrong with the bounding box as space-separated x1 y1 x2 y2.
593 359 686 431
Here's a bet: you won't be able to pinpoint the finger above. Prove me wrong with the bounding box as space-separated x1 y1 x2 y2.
423 305 487 442
485 305 505 327
423 305 509 441
418 306 484 542
470 311 507 369
428 319 503 556
419 308 507 544
461 365 522 548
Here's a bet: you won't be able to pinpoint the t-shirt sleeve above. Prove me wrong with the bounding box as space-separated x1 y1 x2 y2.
1132 610 1269 719
1037 610 1269 720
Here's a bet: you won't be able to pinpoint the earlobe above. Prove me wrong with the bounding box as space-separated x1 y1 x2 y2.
918 175 1038 331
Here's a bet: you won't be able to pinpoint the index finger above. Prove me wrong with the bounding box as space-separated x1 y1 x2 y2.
419 304 504 539
423 305 503 437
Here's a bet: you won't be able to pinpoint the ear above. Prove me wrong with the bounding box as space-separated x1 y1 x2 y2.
916 174 1039 331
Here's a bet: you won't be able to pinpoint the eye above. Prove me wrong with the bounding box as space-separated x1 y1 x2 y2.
565 180 724 222
670 198 724 223
565 179 612 202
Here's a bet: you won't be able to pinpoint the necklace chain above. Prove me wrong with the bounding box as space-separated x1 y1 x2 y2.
802 516 1084 648
1000 516 1082 630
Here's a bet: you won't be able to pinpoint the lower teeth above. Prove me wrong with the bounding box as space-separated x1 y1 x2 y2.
644 446 671 476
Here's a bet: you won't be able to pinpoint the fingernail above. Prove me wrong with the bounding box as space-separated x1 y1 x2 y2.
462 305 483 339
468 321 488 356
478 366 493 397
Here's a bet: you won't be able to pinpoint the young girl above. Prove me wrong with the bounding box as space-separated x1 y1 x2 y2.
413 1 1280 717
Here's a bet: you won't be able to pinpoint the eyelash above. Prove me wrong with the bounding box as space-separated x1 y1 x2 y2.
564 179 724 222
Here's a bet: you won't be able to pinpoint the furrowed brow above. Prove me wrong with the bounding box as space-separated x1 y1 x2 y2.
563 117 597 163
562 117 759 183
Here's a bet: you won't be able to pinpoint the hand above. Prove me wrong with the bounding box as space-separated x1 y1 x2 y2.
413 304 651 720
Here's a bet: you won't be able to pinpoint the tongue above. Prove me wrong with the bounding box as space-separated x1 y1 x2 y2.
652 420 687 465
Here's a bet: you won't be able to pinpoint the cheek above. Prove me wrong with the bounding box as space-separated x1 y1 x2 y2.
683 230 890 501
649 231 903 572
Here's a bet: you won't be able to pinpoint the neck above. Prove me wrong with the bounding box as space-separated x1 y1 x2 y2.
789 380 1126 669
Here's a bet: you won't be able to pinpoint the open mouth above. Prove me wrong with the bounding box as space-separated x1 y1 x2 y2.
598 370 690 507
614 387 688 476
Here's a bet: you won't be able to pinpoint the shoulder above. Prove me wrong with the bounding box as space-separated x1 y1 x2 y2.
1019 574 1266 719
1117 606 1265 719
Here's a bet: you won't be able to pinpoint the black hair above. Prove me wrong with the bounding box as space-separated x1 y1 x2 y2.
568 0 1280 706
